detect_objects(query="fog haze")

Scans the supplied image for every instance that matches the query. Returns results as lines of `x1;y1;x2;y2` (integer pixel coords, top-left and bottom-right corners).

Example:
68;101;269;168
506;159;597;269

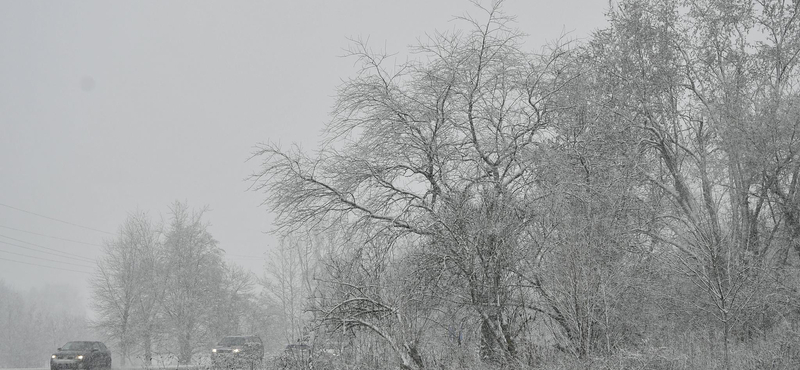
0;0;608;314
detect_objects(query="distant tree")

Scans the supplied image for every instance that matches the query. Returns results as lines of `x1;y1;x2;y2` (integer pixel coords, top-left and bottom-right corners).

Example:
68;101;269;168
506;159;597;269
207;263;256;343
0;282;90;368
91;211;160;367
130;222;166;366
159;201;225;365
260;238;308;344
91;202;262;366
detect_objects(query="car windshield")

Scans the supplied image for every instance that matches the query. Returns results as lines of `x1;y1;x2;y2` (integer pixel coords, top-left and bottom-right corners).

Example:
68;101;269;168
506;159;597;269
62;342;92;351
218;337;246;346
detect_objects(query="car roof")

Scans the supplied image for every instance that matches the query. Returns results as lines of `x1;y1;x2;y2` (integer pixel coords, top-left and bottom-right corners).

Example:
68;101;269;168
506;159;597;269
61;341;103;349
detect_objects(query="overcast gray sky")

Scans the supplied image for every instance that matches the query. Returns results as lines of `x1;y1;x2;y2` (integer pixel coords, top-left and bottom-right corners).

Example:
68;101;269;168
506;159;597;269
0;0;609;311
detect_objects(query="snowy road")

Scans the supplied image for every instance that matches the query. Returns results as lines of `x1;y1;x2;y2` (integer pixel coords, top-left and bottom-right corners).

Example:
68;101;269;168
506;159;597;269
11;367;207;370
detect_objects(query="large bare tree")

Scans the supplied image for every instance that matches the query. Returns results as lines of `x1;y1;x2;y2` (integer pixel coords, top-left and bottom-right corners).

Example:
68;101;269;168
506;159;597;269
250;1;594;366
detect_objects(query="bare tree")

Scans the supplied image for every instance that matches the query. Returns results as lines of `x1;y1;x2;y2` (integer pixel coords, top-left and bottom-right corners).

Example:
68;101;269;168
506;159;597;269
91;211;160;367
0;282;90;368
249;0;800;367
597;0;800;367
159;201;225;365
208;263;256;344
250;1;589;366
260;238;309;345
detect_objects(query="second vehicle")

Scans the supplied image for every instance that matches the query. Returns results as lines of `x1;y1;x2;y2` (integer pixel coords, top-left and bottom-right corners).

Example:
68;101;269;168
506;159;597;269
211;335;263;369
50;341;111;370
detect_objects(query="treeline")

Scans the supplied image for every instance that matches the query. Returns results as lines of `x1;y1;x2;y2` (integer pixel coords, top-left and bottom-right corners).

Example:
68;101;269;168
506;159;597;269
90;202;280;366
0;282;90;368
250;1;800;369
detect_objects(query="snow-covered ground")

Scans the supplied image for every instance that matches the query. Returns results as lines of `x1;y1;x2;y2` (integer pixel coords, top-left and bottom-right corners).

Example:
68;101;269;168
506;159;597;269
8;367;206;370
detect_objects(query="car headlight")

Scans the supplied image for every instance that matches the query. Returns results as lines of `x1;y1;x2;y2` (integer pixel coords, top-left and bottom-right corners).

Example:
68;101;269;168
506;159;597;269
76;355;84;360
52;355;57;359
212;349;217;353
232;349;240;353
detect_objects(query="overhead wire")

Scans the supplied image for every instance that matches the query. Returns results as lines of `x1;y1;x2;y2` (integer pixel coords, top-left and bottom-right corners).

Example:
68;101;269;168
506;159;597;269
0;202;113;235
0;240;96;264
0;202;273;274
0;256;91;275
0;237;96;263
0;224;103;247
0;249;95;269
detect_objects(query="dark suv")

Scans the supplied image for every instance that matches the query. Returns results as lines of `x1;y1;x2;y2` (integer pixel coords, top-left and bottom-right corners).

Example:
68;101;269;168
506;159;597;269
50;341;111;370
211;335;264;369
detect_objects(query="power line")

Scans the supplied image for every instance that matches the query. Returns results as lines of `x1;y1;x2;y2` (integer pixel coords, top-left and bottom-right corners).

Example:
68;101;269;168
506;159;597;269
0;224;103;247
0;202;113;235
0;237;96;264
0;239;96;264
0;249;95;269
0;256;91;275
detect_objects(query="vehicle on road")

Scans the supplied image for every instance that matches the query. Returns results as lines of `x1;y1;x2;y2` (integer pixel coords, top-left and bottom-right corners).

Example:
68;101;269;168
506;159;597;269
50;341;111;370
211;335;264;369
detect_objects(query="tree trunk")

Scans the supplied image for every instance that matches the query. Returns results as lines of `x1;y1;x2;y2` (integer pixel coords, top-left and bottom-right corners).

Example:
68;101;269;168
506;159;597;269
120;312;129;367
179;329;192;365
144;332;152;366
723;316;730;370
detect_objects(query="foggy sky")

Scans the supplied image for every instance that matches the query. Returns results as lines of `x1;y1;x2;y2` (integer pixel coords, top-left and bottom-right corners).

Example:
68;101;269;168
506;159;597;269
0;0;609;314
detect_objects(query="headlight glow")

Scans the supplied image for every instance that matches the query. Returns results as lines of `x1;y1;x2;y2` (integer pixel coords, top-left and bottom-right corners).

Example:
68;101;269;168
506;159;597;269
52;355;57;359
76;355;84;360
232;349;240;353
212;349;217;353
